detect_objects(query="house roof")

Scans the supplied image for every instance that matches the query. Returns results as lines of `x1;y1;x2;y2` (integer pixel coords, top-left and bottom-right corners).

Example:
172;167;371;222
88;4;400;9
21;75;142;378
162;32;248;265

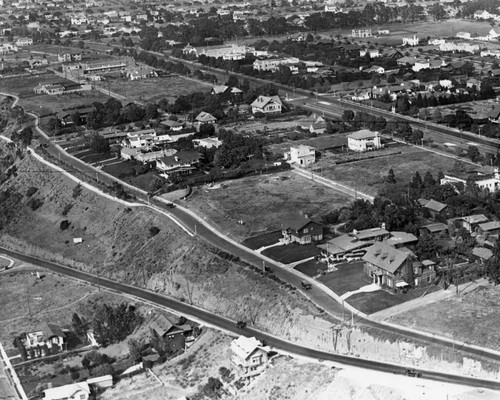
280;214;317;232
421;223;449;233
423;199;447;213
250;95;282;109
212;85;229;94
352;227;389;241
473;247;493;260
44;382;90;400
384;231;418;247
461;214;489;225
362;242;410;274
195;111;216;123
150;314;174;336
488;104;500;119
347;129;378;140
43;323;65;339
230;336;264;360
478;221;500;231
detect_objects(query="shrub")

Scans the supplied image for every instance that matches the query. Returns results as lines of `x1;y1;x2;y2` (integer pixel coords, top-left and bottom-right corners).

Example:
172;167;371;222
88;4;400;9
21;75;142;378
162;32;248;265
72;184;82;199
149;226;160;237
26;187;38;197
60;220;71;230
61;203;74;216
27;198;43;211
70;371;80;380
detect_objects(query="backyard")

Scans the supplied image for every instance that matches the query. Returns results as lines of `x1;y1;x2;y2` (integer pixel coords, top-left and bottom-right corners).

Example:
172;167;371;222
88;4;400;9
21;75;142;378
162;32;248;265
294;259;328;277
95;75;212;103
187;171;352;242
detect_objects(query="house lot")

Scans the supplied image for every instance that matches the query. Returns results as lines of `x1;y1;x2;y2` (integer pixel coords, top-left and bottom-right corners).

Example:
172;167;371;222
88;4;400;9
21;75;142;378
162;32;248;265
187;171;351;242
319;146;469;196
102;160;162;192
261;243;320;264
294;259;328;277
317;261;368;296
242;230;282;250
96;75;211;103
0;73;69;97
387;284;500;350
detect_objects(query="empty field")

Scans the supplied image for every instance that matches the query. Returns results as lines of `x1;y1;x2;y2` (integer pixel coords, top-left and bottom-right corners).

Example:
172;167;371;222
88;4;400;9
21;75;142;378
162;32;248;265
187;171;352;242
388;285;500;350
97;75;212;103
320;146;467;197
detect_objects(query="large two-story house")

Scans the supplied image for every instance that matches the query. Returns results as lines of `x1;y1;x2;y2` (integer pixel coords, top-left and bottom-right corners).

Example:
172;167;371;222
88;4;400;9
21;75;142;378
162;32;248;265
25;323;66;358
230;336;269;377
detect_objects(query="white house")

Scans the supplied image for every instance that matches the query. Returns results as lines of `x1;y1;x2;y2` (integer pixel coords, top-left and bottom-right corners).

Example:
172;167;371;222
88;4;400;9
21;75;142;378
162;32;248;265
250;95;282;114
285;145;316;167
456;32;472;40
352;29;372;38
439;42;479;54
230;336;269;377
366;65;385;74
347;130;382;152
402;35;419;46
0;43;18;54
439;79;453;89
192;137;222;149
16;37;33;46
359;49;381;58
43;382;90;400
25;324;66;358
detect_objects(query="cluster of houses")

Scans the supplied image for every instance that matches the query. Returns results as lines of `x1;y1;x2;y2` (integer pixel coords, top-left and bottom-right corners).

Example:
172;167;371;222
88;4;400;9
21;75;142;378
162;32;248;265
33;82;91;95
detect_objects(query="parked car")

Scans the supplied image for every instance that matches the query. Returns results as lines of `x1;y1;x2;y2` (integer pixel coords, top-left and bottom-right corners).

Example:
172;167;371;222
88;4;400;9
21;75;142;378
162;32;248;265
301;281;312;290
236;321;247;329
405;369;422;378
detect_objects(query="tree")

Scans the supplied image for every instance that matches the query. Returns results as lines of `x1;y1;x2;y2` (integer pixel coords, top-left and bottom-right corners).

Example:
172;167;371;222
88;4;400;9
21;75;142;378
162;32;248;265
144;103;159;120
12;127;33;147
487;238;500;284
415;232;439;260
47;117;62;135
128;338;142;361
342;110;354;124
72;313;88;336
467;145;482;163
89;134;110;154
386;168;396;184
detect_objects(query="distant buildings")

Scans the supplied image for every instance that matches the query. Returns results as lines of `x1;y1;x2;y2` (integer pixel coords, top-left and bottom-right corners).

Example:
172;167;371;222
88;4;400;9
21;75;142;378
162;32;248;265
441;168;500;193
351;29;372;38
15;37;33;46
347;130;382;152
183;44;255;61
0;43;18;55
402;35;419;46
33;82;92;95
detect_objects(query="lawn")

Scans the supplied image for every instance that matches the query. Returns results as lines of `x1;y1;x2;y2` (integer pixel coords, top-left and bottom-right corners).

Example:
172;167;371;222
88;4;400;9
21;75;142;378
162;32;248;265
261;243;320;264
102;160;162;192
348;285;441;315
96;75;212;103
242;230;282;250
187;171;352;242
387;285;500;350
294;259;328;277
317;261;368;295
320;146;469;197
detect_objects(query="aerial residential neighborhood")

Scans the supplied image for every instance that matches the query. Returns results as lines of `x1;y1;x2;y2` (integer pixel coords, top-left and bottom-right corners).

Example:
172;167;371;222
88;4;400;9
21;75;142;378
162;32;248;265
2;0;500;399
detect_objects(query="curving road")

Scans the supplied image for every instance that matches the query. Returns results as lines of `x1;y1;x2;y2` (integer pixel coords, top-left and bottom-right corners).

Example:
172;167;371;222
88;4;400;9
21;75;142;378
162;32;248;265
2;246;500;390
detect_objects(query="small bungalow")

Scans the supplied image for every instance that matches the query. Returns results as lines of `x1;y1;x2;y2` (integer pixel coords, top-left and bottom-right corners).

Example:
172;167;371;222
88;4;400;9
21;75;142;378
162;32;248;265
195;111;217;131
362;242;414;290
477;221;500;237
472;247;493;264
419;198;448;219
43;382;90;400
281;214;323;245
413;259;437;286
455;214;489;233
230;336;270;378
419;223;449;237
250;95;282;115
150;314;193;352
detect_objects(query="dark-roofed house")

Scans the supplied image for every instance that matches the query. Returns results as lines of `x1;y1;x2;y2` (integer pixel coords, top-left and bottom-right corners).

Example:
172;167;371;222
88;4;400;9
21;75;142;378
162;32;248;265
456;214;489;233
413;260;437;286
195;111;217;126
150;314;193;352
281;215;323;245
156;150;201;176
25;323;66;358
362;242;414;291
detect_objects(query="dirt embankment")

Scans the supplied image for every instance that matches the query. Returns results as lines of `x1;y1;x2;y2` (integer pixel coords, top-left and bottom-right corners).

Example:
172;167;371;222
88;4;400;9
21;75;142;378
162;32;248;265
0;145;334;346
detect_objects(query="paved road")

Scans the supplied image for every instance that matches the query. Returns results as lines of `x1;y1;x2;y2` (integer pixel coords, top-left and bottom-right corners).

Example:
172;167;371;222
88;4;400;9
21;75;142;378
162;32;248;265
2;246;500;390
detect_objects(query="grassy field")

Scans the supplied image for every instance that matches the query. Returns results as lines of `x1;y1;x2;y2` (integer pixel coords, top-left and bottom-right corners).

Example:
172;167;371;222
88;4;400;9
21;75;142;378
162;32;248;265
388;285;500;350
261;243;320;264
0;73;65;96
242;230;282;250
317;261;368;295
97;75;212;103
20;90;111;116
187;171;352;242
320;146;469;197
348;285;441;315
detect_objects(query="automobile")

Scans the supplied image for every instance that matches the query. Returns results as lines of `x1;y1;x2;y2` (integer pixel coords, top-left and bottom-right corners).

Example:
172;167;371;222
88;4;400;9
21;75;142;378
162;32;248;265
301;281;312;290
405;369;422;378
236;321;247;329
166;202;175;208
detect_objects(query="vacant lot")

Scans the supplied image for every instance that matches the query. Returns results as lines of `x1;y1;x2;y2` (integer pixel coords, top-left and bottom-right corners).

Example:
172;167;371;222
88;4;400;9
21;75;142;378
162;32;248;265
262;243;320;264
320;146;468;196
348;285;441;315
97;75;211;103
187;171;351;241
317;261;368;296
388;285;500;350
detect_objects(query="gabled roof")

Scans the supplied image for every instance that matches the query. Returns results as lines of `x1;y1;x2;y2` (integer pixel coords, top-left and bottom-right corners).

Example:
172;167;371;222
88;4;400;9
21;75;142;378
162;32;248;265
150;314;174;337
44;382;90;400
362;242;410;274
42;323;65;339
230;336;265;360
384;231;418;247
347;129;378;140
473;247;493;260
212;85;229;94
421;223;448;233
478;221;500;231
461;214;489;225
250;95;282;109
195;111;216;122
423;199;447;213
280;214;317;232
488;104;500;119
